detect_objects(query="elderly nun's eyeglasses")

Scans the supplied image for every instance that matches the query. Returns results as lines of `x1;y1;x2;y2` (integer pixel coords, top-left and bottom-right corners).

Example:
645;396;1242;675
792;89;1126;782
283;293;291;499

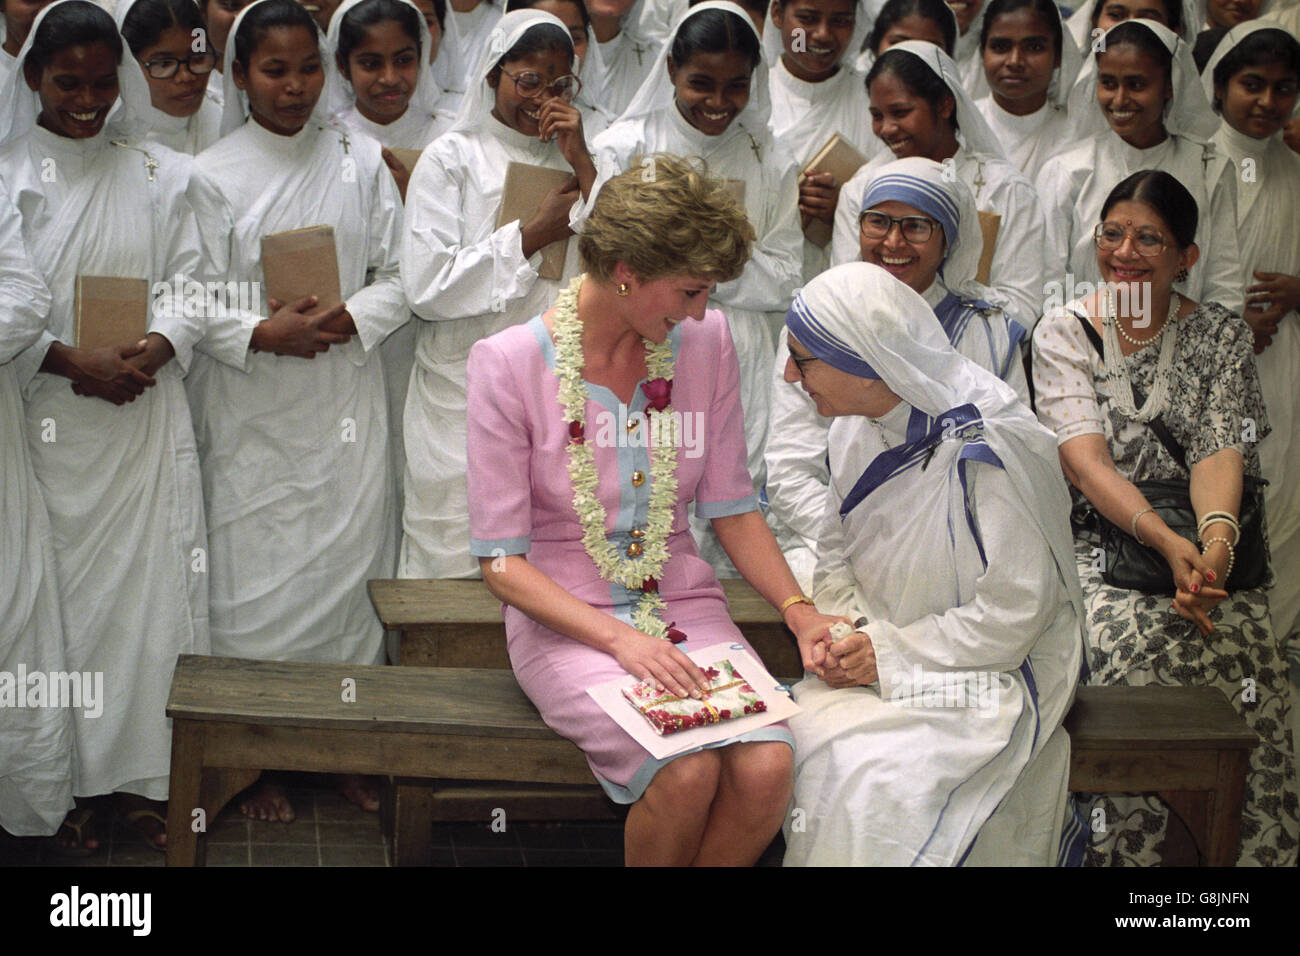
498;68;582;102
788;343;820;378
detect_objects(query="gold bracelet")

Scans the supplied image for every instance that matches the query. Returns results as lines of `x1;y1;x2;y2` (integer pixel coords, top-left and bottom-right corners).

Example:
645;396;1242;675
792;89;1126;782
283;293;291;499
779;595;814;616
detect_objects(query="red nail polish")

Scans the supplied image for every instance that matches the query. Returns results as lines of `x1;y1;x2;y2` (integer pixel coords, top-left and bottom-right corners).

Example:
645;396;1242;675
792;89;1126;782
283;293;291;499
1206;570;1216;583
1190;583;1199;593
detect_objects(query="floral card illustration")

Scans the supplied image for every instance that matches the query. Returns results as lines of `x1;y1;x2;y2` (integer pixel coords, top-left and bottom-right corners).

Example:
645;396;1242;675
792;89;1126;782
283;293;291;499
587;644;799;760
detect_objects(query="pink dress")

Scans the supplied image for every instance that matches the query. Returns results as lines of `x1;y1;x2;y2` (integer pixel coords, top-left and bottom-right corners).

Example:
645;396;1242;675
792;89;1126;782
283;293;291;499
466;309;794;802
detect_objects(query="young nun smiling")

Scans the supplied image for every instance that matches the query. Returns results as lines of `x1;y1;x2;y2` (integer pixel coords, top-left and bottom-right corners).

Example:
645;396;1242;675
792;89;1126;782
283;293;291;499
591;1;802;574
185;0;406;822
0;0;212;852
767;158;1028;592
1038;18;1244;314
115;0;222;154
400;9;593;579
832;40;1047;335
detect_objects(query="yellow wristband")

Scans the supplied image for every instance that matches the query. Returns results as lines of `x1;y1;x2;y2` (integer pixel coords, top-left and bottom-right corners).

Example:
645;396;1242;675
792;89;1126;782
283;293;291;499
779;595;814;615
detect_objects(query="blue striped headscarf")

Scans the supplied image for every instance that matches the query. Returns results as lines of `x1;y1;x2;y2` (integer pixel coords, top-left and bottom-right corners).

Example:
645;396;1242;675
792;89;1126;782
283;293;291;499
857;156;986;300
785;288;881;380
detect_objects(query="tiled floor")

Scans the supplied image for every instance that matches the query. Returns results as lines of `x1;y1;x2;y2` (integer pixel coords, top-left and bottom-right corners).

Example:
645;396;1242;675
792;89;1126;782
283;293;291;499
0;772;786;867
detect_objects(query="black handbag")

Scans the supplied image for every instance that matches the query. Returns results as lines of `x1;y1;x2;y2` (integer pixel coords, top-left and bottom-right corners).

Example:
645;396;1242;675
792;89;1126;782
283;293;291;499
1073;314;1269;593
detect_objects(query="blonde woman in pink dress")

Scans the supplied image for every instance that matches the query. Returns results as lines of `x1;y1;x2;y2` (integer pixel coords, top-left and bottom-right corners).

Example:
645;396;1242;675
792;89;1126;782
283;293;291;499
465;155;846;866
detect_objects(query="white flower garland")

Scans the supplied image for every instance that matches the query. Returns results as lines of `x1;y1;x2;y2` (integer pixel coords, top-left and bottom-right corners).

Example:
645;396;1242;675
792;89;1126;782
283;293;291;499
554;275;680;639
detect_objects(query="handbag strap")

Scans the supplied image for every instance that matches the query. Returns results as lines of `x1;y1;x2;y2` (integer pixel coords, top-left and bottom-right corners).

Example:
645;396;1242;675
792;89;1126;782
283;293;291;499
1072;310;1190;473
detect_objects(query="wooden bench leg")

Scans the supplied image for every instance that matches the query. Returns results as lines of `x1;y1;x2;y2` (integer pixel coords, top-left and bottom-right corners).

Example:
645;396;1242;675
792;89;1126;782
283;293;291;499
1206;751;1248;867
1161;790;1208;865
165;720;205;867
392;777;436;867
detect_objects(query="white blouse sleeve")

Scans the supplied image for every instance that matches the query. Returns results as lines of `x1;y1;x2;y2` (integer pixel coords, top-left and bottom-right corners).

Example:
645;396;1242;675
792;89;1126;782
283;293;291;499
711;151;802;313
186;168;259;371
400;140;541;322
0;190;51;366
979;168;1047;334
1031;305;1105;444
1195;149;1246;316
830;162;872;267
345;148;408;356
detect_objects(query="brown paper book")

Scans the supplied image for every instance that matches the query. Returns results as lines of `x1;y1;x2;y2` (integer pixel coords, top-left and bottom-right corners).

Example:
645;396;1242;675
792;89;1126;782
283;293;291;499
802;134;868;248
497;162;572;281
261;225;342;312
74;276;149;351
976;210;1001;286
389;148;422;174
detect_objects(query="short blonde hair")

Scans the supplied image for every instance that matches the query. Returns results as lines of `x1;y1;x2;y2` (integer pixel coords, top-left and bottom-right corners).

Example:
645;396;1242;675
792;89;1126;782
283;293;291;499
578;154;755;285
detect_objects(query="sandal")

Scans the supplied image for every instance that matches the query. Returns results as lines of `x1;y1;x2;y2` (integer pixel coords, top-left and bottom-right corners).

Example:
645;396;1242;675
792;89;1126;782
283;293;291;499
49;806;100;858
118;801;168;853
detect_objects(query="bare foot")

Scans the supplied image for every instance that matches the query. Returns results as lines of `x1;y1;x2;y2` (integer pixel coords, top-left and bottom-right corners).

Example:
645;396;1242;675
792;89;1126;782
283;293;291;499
238;781;295;823
337;774;381;813
51;805;100;856
116;793;167;850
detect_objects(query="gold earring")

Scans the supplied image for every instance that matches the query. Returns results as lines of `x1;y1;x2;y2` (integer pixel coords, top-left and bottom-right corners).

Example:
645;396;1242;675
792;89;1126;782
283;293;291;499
617;283;630;296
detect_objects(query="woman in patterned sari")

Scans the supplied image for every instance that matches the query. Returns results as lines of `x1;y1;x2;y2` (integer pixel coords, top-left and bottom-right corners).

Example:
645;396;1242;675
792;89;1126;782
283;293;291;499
1032;168;1298;865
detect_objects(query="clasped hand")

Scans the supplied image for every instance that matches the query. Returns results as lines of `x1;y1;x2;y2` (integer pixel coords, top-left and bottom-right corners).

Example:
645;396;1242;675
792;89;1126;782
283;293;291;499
252;296;355;358
1163;535;1229;636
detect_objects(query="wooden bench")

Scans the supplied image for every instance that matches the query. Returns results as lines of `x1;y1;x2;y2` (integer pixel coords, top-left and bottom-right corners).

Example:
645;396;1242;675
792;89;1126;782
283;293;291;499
366;579;1260;867
164;653;1257;867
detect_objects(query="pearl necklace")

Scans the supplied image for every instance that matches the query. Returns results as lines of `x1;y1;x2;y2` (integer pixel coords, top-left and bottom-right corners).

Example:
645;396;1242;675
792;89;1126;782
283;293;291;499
1112;290;1176;346
1102;288;1180;422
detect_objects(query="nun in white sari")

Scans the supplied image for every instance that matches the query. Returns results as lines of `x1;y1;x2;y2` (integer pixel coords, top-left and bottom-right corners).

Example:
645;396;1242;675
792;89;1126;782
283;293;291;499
767;158;1028;593
590;1;802;572
113;0;223;155
0;192;74;838
781;262;1085;866
973;0;1083;180
831;41;1048;335
766;0;885;282
400;9;588;578
0;0;211;805
1037;19;1244;313
185;0;405;665
325;0;455;149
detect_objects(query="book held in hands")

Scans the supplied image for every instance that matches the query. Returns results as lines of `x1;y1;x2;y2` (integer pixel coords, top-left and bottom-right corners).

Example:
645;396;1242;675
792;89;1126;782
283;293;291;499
74;276;149;351
497;162;573;281
802;134;868;248
260;225;342;313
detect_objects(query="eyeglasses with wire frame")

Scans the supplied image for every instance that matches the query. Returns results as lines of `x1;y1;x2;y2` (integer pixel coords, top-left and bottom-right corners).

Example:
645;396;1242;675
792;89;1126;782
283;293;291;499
498;68;582;102
1093;222;1168;257
858;211;940;244
139;51;218;79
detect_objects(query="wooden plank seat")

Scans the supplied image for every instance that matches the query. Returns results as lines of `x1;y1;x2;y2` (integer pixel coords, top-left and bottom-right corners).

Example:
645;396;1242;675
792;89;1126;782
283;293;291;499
367;579;1260;867
162;581;1260;867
